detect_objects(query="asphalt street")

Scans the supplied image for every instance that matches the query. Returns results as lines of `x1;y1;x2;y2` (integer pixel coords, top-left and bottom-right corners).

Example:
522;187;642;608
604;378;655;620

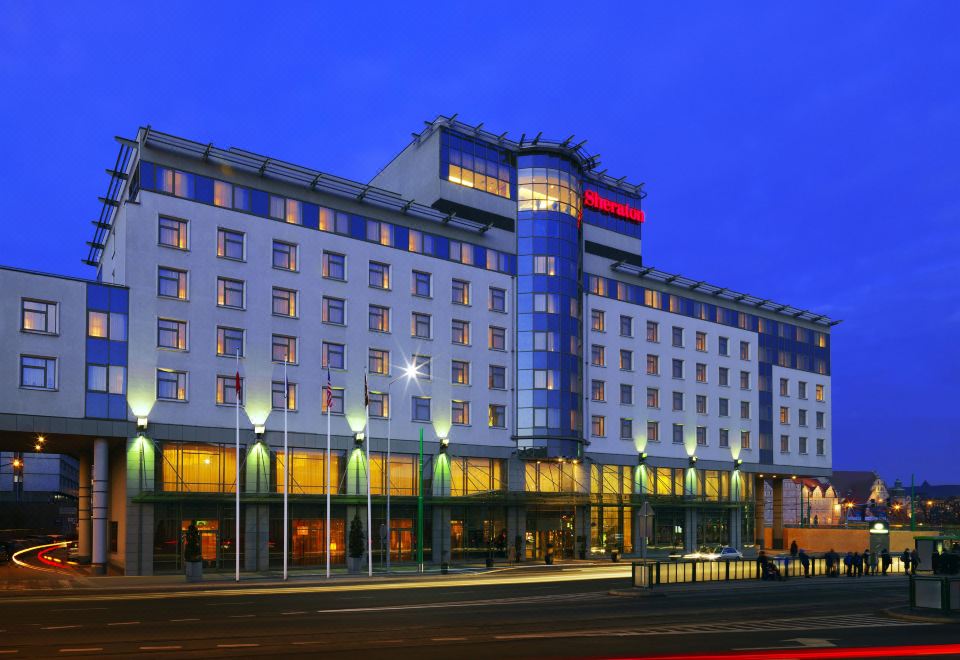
0;563;954;659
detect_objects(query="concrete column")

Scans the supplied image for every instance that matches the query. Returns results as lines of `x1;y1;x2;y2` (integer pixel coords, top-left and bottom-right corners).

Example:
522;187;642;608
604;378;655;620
244;505;269;572
772;478;784;550
729;507;743;550
431;506;450;565
575;505;588;559
77;451;92;563
92;438;108;574
754;476;766;547
684;508;698;553
506;506;526;561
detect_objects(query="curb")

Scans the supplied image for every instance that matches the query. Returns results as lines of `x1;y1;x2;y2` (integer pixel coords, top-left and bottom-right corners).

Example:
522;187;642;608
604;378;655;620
883;607;960;625
608;588;667;598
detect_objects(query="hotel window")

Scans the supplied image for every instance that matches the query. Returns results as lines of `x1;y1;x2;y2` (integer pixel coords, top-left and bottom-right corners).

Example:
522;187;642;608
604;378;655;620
157;369;187;401
368;392;388;418
322;297;345;325
489;365;506;390
369;349;389;375
216;326;244;357
719;367;729;386
443;131;513;199
695;331;707;352
452;279;471;305
620;418;633;440
718;336;729;356
412;396;431;422
487;249;509;273
814;332;827;348
816;411;825;429
157;318;187;350
780;378;789;397
217;277;244;309
796;409;807;427
799;436;808;454
319;208;350;235
620;315;633;337
322;342;345;370
272;335;297;364
697;426;707;446
591;309;605;332
740;371;750;390
489;287;506;312
672;358;684;379
452;400;470;425
816;438;825;455
365;220;393;247
452;319;471;345
369;261;390;289
488;325;505;350
451;360;470;385
740;341;751;360
672;391;684;411
533;255;556;275
719;398;729;417
620;383;633;405
533;331;555;351
780;435;790;454
672;326;684;347
87;310;127;340
20;356;56;390
217;228;245;261
646;321;659;342
322;388;344;415
412;271;432;297
87;365;125;395
646;354;659;375
534;369;556;390
647;420;659;442
696;395;707;415
368;305;390;332
159;216;188;250
591;415;606;437
620;349;633;371
448;240;473;265
816;384;825;402
672;423;683;444
322;252;346;281
719;428;729;448
589;276;607;296
412;312;432;339
798;381;808;399
646;387;659;408
591;380;605;402
740;401;750;419
272;288;298;317
21;299;58;334
272;381;297;411
269;195;285;220
741;430;752;450
779;406;790;424
158;267;187;300
518;166;581;216
213;180;231;208
413;354;431;380
272;241;298;271
533;293;558;313
284;199;302;225
489;404;506;429
696;363;707;383
233;186;250;210
591;345;605;367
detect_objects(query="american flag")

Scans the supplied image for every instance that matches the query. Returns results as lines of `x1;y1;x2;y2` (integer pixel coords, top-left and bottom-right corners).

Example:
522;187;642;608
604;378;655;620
324;368;333;411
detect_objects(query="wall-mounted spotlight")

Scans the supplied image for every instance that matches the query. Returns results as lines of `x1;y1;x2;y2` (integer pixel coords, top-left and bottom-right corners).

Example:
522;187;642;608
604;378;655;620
439;437;449;453
137;417;148;432
734;458;743;469
254;424;266;440
354;432;365;446
688;455;698;467
638;452;648;465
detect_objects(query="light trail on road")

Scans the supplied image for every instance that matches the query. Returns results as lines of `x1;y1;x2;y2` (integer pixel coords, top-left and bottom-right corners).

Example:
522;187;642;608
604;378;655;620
10;541;70;575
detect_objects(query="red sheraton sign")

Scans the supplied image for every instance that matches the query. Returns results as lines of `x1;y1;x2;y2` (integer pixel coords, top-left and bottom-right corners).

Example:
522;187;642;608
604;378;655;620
583;189;645;223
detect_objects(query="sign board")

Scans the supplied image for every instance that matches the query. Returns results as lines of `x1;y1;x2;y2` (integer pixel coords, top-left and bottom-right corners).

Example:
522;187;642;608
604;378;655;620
583;189;645;224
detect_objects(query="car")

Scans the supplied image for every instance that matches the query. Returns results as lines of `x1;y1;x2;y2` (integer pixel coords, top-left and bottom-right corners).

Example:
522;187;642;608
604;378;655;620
702;546;743;561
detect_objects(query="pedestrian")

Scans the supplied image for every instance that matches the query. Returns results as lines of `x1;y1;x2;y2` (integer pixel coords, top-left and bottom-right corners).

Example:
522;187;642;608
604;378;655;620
844;551;853;577
902;548;911;574
813;515;819;527
931;547;941;575
799;549;810;577
790;540;798;558
863;548;871;576
757;550;767;580
869;549;879;575
881;548;891;575
854;551;863;577
825;549;835;577
514;535;523;564
910;548;919;574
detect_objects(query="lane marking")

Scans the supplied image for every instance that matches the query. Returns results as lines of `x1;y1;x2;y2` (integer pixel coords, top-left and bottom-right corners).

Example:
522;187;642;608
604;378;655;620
42;625;82;630
169;618;199;622
432;637;467;641
52;608;106;612
107;621;140;626
315;592;605;614
281;611;306;615
140;646;183;651
216;643;259;648
207;601;252;606
228;614;256;618
58;649;103;654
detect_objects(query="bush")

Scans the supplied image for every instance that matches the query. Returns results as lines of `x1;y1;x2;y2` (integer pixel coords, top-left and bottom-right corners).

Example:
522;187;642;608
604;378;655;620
348;513;365;559
184;522;202;563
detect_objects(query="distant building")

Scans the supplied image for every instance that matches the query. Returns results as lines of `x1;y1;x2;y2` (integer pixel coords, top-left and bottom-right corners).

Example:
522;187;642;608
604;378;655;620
0;451;78;534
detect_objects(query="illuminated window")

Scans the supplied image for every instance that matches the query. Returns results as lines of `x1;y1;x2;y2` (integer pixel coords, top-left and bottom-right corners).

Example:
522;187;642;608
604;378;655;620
452;279;471;305
368;305;390;332
620;350;633;371
322;388;344;415
157;369;186;401
647;421;659;442
442;130;513;199
20;355;56;390
272;288;298;317
413;271;432;297
695;331;707;352
644;289;662;309
159;216;188;249
740;401;751;419
452;319;470;345
591;379;605;401
449;240;473;265
368;392;388;418
217;228;244;261
646;387;659;408
814;332;827;348
216;375;242;405
319;208;350;235
646;321;659;342
533;255;556;275
369;262;390;289
646;354;659;375
213;180;232;208
696;363;707;383
591;309;605;332
452;400;470;426
816;384;824;402
489;404;506;429
272;241;298;271
87;364;124;394
272;381;297;410
696;395;707;415
741;431;751;450
158;318;187;350
272;335;297;364
591;415;606;437
161;443;237;493
276;450;340;495
451;360;470;385
488;326;505;350
780;406;790;424
88;310;126;340
22;299;57;334
322;297;345;325
369;349;389;375
451;457;504;495
412;312;431;339
284;198;302;225
159;267;188;300
740;341;751;360
591;345;605;367
322;342;344;369
518;166;581;217
217;277;244;309
533;331;555;351
697;426;707;446
322;252;346;280
366;220;392;246
780;378;789;397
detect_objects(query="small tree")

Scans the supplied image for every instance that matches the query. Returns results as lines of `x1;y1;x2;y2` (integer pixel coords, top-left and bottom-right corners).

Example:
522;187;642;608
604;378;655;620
348;512;365;559
184;522;202;563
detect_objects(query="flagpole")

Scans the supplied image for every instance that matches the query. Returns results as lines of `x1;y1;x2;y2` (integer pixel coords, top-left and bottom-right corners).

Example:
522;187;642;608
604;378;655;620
325;382;331;579
365;371;372;577
235;348;240;583
283;361;289;581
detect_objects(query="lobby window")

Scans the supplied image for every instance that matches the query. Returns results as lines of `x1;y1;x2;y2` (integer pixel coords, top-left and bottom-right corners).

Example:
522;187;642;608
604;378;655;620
369;348;389;375
620;349;633;371
452;400;470;426
816;411;825;429
591;415;606;437
272;335;297;364
369;261;391;290
620;315;633;337
272;287;298;317
368;392;388;418
413;354;431;380
452;319;471;345
217;277;244;309
488;325;505;350
620;383;633;405
799;436;808;454
533;255;556;275
412;270;432;298
672;423;683;444
489;287;506;313
518;165;580;217
489;404;506;429
719;428;729;448
533;331;555;351
87;310;127;341
591;309;605;332
780;378;789;397
443;130;513;199
740;371;750;390
368;305;390;332
157;369;187;402
646;354;659;375
158;318;187;350
740;401;751;419
217;228;245;261
719;367;729;386
489;365;506;390
591;345;605;367
719;398;729;417
646;321;659;342
740;341;751;360
798;381;808;399
272;381;297;411
672;391;684;411
718;336;729;356
672;358;684;379
452;279;471;305
158;267;188;300
322;388;344;415
779;406;790;425
216;326;244;357
816;384;825;402
696;395;707;415
695;331;707;352
322;297;345;325
646;387;659;408
412;396;431;422
816;438;825;455
697;426;707;446
159;216;188;250
22;299;58;334
534;369;556;390
87;364;124;394
20;355;56;390
647;420;659;442
780;435;790;454
591;379;605;402
696;363;707;383
412;312;432;339
366;219;393;246
272;240;298;271
322;342;345;370
620;418;633;440
672;326;684;347
322;252;346;281
741;431;752;450
451;360;470;385
798;409;808;427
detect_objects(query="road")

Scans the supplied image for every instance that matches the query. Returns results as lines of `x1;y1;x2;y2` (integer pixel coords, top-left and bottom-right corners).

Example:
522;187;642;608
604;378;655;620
0;564;955;658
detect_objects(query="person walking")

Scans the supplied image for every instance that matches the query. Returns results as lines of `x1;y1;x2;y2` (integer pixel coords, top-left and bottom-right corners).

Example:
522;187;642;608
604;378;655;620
757;550;767;580
910;548;919;575
844;551;853;577
799;549;810;577
863;548;872;576
790;540;798;558
931;547;941;575
854;551;863;577
825;549;835;577
881;548;892;575
902;548;911;574
869;549;879;575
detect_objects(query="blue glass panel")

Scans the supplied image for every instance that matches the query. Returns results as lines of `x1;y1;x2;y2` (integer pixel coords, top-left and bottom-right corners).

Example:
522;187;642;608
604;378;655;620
109;288;129;314
392;225;408;250
301;203;319;229
194;175;214;204
85;393;108;419
109;341;127;366
86;338;109;364
86;284;109;311
140;162;155;190
108;394;128;420
247;189;267;216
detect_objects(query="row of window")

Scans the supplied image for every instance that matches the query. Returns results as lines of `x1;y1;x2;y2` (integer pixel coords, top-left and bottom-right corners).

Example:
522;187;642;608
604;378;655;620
591;311;751;358
779;434;823;455
18;355;126;395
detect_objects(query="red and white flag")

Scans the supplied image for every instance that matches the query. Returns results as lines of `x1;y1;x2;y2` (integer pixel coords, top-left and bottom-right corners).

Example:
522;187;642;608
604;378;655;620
324;367;333;411
234;371;242;404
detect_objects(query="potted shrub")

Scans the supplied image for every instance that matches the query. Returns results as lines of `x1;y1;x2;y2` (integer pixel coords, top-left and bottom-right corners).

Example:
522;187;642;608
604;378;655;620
184;521;203;582
347;513;365;573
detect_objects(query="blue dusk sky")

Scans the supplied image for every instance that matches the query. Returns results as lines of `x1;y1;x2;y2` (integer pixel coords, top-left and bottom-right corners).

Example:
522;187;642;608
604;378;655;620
1;2;957;483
